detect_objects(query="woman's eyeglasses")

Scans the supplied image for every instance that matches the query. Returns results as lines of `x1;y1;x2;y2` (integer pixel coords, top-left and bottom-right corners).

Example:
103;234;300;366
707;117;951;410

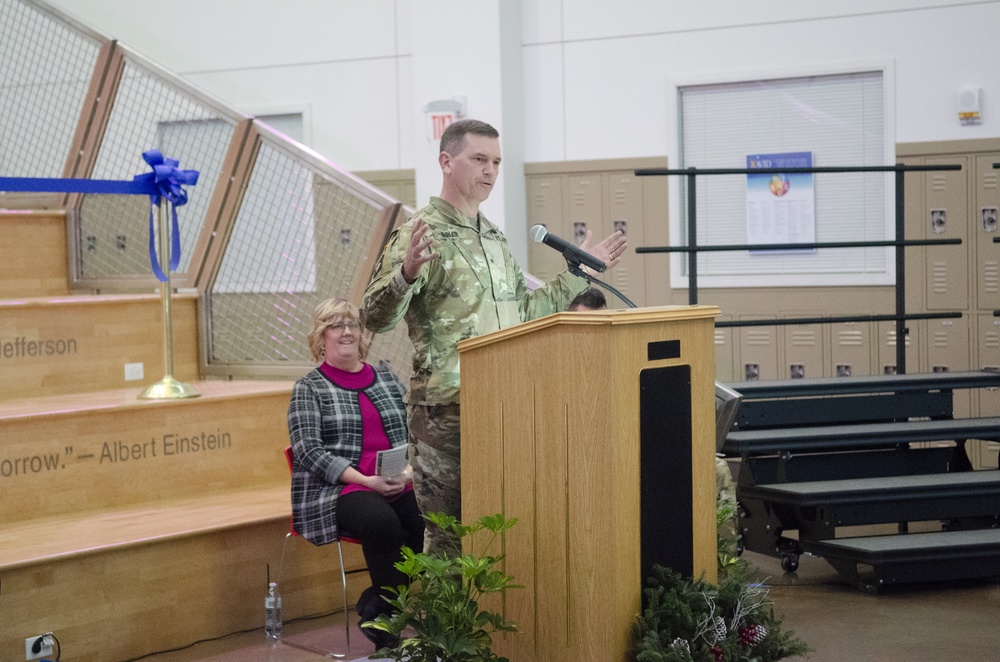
328;321;360;332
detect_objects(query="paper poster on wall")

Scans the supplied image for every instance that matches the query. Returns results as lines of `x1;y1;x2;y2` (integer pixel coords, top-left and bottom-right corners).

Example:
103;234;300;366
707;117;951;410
746;151;815;253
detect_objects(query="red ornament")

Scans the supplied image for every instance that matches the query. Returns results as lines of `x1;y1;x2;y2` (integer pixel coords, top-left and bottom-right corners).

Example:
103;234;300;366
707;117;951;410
710;644;724;661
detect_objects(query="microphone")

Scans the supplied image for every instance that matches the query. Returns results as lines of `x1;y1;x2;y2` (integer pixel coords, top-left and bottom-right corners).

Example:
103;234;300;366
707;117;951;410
530;225;607;273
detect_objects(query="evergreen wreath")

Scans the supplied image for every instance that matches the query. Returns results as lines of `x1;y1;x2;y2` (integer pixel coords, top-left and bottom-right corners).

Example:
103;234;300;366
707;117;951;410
632;562;809;662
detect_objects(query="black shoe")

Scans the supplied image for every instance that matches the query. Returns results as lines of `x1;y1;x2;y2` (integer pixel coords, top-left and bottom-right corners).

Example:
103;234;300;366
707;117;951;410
360;623;399;651
356;586;379;621
357;588;399;650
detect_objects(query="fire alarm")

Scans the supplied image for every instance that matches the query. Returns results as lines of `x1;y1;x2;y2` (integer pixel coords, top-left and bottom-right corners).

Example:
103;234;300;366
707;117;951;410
957;87;982;125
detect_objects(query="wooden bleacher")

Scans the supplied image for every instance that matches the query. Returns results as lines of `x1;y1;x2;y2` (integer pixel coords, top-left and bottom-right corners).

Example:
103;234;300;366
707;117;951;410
721;370;1000;593
0;210;366;660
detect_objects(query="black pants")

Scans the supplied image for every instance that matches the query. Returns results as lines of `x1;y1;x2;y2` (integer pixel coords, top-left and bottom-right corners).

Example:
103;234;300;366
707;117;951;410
336;489;424;609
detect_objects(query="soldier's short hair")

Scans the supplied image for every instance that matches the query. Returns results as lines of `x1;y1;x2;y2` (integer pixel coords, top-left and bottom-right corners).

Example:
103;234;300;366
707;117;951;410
440;119;499;156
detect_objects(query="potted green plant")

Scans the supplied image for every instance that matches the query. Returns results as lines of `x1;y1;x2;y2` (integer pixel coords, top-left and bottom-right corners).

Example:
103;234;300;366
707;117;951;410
364;512;520;662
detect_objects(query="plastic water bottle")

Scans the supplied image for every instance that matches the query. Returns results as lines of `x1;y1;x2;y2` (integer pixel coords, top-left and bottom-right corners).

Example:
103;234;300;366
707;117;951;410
264;582;282;640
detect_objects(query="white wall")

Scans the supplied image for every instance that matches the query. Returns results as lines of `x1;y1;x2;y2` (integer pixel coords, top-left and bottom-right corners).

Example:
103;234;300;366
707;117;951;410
41;0;1000;242
44;0;414;172
406;1;525;253
408;0;509;227
522;0;998;162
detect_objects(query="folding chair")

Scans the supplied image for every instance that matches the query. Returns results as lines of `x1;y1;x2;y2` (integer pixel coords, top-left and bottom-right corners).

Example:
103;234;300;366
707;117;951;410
276;445;365;658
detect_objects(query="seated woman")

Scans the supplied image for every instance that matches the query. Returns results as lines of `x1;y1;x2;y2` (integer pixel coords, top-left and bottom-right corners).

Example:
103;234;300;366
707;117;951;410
287;297;423;649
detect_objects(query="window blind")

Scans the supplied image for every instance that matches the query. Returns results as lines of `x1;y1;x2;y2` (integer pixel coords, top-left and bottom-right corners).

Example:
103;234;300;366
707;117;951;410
679;70;889;286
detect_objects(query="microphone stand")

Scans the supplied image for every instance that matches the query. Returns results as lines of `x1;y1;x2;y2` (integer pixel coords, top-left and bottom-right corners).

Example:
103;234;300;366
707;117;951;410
567;261;637;309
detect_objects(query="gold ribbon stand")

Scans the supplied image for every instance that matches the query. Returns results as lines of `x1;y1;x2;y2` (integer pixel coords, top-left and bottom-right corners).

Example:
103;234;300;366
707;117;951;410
139;199;200;400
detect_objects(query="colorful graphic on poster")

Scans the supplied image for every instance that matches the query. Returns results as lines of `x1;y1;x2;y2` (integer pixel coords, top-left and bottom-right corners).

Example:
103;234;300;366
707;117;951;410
746;152;815;252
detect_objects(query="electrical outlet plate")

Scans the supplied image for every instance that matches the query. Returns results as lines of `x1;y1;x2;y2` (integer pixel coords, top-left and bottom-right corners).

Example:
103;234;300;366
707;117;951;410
25;634;53;661
125;361;144;381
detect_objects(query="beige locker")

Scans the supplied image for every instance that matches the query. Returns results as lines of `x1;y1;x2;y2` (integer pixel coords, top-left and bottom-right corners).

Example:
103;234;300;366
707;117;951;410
605;170;648;308
877;320;919;376
78;195;153;277
714;319;737;382
640;174;672;307
828;320;875;377
567;173;603;246
566;174;606;306
901;156;927;317
526;174;569;282
925;315;972;417
975;154;1000;311
977;440;1000;471
976;313;1000;412
524;158;670;310
356;169;417;208
782;315;826;379
924;156;969;312
974;313;1000;469
910;316;971;449
738;316;778;381
926;315;972;372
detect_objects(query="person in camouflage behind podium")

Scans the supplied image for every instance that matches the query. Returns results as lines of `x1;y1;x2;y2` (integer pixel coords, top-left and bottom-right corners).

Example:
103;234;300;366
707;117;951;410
362;119;628;556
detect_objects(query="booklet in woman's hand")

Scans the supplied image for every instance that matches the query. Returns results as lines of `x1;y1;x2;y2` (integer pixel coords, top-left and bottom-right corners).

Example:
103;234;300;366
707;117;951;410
375;444;408;477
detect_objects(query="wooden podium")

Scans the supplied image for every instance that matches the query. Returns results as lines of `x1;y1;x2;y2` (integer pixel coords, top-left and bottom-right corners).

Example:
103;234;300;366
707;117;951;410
459;305;720;662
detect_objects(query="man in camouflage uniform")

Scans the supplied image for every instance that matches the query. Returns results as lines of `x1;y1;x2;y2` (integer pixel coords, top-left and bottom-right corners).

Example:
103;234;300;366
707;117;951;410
716;456;739;558
362;119;628;556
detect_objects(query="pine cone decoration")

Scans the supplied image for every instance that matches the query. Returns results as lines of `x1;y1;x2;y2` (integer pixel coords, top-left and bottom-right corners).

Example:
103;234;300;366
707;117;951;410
670;637;690;653
709;616;727;643
738;623;768;647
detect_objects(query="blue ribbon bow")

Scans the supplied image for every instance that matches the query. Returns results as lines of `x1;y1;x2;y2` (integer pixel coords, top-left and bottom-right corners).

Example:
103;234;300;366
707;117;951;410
132;149;200;282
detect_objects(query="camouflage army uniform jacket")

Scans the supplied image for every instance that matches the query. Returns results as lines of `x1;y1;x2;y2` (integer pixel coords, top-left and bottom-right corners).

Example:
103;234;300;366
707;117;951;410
362;197;588;406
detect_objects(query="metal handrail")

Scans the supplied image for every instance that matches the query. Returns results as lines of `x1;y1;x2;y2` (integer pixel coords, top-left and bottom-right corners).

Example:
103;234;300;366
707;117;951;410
635;163;964;373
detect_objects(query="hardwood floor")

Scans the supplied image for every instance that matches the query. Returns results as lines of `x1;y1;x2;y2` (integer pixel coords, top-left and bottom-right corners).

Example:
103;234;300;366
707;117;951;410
134;549;1000;662
752;550;1000;662
133;609;385;662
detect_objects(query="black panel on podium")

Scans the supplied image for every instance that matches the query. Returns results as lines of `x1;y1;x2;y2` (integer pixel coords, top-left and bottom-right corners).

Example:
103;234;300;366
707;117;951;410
639;364;693;580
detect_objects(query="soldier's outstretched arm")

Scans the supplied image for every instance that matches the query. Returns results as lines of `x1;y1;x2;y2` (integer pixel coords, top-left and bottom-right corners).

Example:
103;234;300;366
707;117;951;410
402;218;439;283
579;229;628;272
362;218;439;332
